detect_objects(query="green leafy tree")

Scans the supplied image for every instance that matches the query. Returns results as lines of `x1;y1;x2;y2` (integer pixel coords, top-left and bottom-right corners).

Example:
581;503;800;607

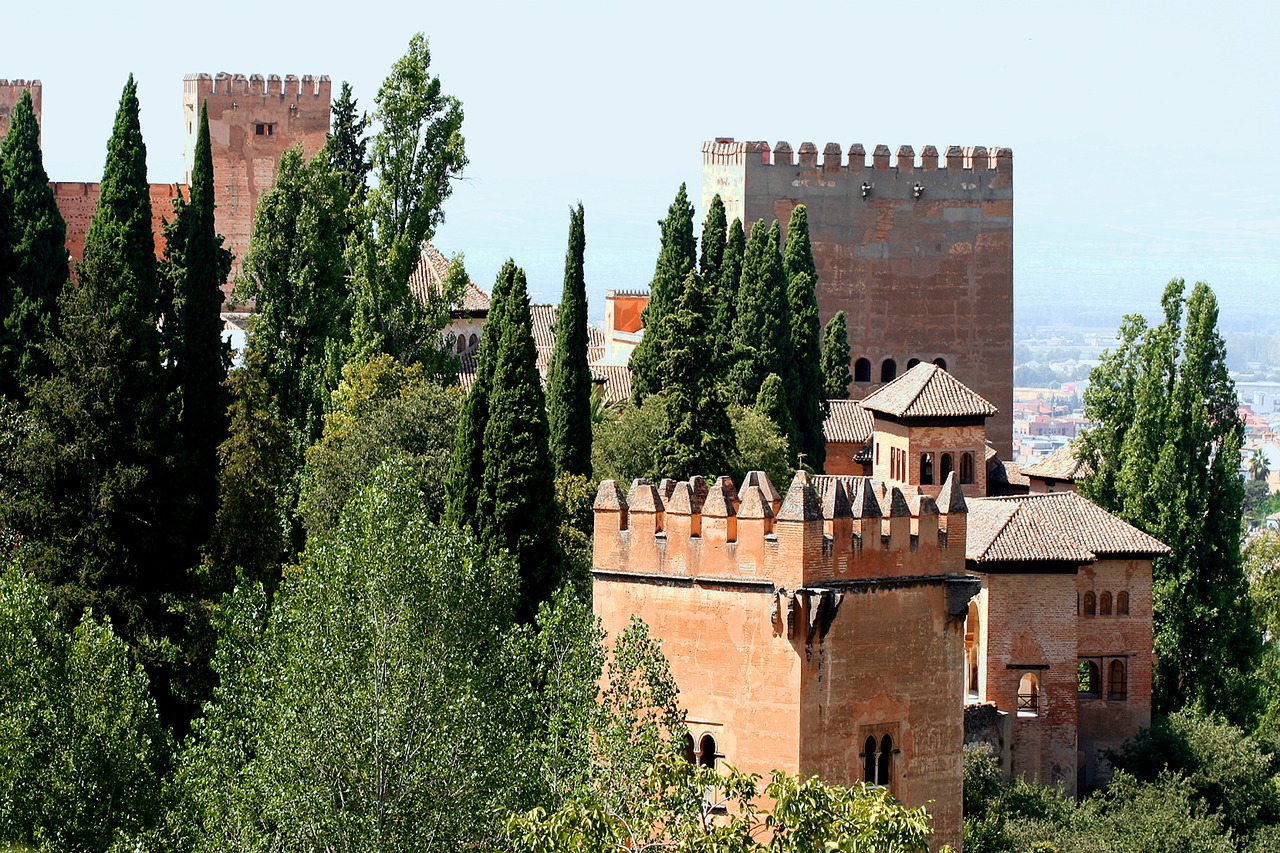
326;81;370;210
0;90;67;402
783;205;825;471
728;219;791;406
0;563;171;853
349;33;467;369
630;184;696;404
299;354;461;537
654;272;735;481
445;260;515;530
822;310;852;400
1078;280;1259;722
170;101;232;550
546;203;592;478
756;371;799;464
478;266;559;622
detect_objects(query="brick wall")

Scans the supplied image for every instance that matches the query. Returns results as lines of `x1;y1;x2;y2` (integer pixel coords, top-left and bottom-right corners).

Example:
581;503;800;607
52;182;186;272
0;79;40;146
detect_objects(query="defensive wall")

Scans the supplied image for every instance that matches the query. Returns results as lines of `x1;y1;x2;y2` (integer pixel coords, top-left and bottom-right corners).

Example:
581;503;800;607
0;79;40;146
593;469;980;851
51;182;186;270
702;139;1015;458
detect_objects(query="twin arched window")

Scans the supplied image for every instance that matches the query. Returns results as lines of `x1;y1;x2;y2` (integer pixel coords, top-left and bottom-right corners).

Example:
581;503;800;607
863;733;894;786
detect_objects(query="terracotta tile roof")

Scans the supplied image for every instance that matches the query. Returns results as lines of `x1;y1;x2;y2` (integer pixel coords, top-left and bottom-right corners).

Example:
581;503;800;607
859;363;998;419
530;304;606;361
407;243;491;314
1021;442;1089;482
591;363;633;406
824;399;874;444
966;499;1094;564
983;492;1169;557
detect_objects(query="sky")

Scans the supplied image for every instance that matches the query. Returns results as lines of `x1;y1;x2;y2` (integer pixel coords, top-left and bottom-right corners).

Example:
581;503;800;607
7;0;1279;331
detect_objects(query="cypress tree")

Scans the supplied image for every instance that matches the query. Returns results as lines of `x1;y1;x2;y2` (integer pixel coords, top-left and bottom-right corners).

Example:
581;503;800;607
326;81;370;209
171;101;232;548
755;372;798;463
710;217;745;357
445;260;515;530
546;203;592;478
654;271;735;481
699;194;727;281
477;266;558;622
629;184;696;404
727;220;791;406
783;205;825;471
0;90;68;401
821;310;852;400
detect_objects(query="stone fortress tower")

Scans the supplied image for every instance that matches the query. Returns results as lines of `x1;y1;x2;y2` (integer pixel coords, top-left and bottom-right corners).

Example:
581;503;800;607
183;73;332;290
702;140;1014;458
0;79;41;145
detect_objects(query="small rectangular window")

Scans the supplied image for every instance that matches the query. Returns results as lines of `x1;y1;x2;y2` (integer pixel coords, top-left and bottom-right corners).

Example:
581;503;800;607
254;122;275;137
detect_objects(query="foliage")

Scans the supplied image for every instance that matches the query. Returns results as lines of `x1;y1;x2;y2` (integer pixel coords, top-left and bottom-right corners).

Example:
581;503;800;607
0;90;66;402
349;33;466;369
712;217;745;361
553;473;596;596
1077;279;1259;722
0;564;170;853
299;354;462;537
547;203;593;478
727;220;791;407
783;205;825;472
630;184;697;404
756;372;798;465
325;81;370;210
822;310;852;400
653;272;736;481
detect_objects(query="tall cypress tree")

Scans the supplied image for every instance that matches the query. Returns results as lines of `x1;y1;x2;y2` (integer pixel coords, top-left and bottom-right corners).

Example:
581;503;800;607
171;101;232;548
710;217;745;360
477;266;558;622
821;310;852;400
755;372;798;463
445;260;514;530
546;203;592;478
0;90;68;401
654;271;735;481
699;194;727;281
326;81;370;210
629;184;696;404
783;205;825;472
727;220;791;407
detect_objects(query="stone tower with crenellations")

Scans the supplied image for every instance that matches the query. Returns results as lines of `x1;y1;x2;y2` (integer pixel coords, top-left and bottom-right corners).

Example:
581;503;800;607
702;139;1015;458
183;73;332;291
0;79;41;146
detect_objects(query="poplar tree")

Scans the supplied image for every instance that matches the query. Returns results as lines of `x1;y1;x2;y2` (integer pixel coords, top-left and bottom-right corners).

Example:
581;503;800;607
727;220;791;407
0;90;68;401
477;266;558;622
630;184;696;404
654;271;734;481
1079;279;1260;723
755;372;798;463
783;205;825;472
546;203;592;478
170;101;231;548
821;310;852;400
445;260;514;531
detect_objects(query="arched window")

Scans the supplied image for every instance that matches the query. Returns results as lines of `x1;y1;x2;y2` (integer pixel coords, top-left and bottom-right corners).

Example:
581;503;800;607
682;733;696;764
1108;660;1127;700
934;357;947;371
1083;592;1096;616
855;358;872;383
881;359;897;382
455;334;466;353
941;453;954;482
907;357;921;369
920;453;934;485
960;452;975;485
965;601;980;696
1018;673;1040;716
1116;592;1130;615
698;734;717;769
468;332;478;351
863;735;877;783
878;734;893;786
1078;660;1099;695
1100;592;1112;615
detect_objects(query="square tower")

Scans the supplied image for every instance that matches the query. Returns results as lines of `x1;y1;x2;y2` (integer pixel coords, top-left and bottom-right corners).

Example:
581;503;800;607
702;139;1015;459
0;79;41;147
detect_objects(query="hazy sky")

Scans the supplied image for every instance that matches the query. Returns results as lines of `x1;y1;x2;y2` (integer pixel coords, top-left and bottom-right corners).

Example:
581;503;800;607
7;1;1279;330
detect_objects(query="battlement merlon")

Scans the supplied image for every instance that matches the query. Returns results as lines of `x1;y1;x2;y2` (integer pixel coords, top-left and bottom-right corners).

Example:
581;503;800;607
593;471;969;590
703;138;1012;173
184;72;332;99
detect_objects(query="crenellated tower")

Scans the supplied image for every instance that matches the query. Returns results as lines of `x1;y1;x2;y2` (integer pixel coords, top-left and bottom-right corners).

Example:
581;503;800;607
593;467;979;851
0;79;41;146
702;138;1014;458
183;73;332;293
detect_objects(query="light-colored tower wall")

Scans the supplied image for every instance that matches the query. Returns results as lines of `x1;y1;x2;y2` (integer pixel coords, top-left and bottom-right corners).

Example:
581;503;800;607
183;73;331;294
0;79;41;146
702;140;1015;459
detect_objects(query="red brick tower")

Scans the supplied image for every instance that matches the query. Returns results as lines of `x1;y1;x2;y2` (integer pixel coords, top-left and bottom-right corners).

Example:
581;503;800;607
702;139;1015;459
183;73;331;294
0;79;41;146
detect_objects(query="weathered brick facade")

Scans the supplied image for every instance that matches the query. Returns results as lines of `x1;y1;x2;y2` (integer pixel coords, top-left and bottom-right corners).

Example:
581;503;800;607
52;182;186;270
0;79;40;146
702;139;1014;458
